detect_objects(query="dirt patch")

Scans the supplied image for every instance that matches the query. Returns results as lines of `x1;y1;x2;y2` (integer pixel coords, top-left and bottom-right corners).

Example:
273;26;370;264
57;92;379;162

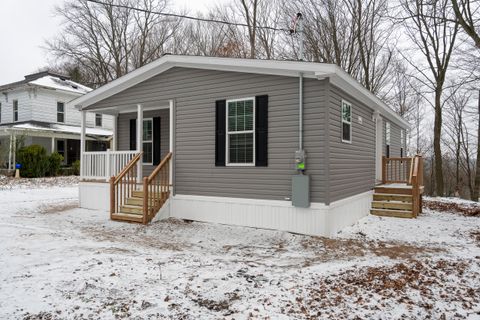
423;199;480;216
286;258;480;319
471;231;480;246
300;236;442;262
37;201;78;214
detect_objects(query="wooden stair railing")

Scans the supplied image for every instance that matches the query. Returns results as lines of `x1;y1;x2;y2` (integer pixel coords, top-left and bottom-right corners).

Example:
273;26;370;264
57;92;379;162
142;152;172;224
410;155;424;217
382;156;413;184
109;152;143;220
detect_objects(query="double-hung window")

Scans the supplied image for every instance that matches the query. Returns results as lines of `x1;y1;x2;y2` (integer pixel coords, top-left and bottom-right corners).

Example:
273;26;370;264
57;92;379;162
385;121;391;157
13;100;18;122
341;100;352;143
57;102;65;123
226;98;255;165
142;118;153;164
95;113;102;127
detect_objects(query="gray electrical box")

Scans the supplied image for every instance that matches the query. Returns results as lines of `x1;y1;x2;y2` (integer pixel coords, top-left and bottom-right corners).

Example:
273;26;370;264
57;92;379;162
292;174;310;208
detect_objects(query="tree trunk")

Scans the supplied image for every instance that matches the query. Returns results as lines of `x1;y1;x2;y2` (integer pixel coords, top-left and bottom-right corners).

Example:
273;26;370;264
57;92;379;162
472;89;480;201
433;88;444;196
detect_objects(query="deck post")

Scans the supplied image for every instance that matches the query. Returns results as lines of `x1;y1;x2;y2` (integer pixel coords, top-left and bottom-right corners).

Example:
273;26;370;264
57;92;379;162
51;137;55;154
8;132;12;170
136;104;143;184
80;110;86;179
105;149;111;181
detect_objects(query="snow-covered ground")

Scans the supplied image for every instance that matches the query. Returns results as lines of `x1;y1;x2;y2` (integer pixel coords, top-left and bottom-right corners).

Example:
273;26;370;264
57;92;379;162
1;178;479;319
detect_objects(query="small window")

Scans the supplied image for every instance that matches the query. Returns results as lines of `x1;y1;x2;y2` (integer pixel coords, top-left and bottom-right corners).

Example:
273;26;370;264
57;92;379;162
400;129;405;157
95;113;102;127
13;100;18;122
226;98;255;165
57;102;65;123
142;119;153;164
341;100;352;143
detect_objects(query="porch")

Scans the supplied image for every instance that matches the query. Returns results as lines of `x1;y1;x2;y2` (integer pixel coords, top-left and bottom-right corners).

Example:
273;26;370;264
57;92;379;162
371;155;424;218
79;101;174;224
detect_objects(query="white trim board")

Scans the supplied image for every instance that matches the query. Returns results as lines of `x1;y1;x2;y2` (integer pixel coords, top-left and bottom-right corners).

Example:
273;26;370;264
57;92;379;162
68;55;408;129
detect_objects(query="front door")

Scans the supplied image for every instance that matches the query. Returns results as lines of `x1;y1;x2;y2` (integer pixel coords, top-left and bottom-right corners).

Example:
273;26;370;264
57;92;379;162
375;116;383;183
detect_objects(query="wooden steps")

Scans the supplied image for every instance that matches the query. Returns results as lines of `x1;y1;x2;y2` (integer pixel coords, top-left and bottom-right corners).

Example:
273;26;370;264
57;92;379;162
111;190;170;223
111;212;143;223
371;186;416;218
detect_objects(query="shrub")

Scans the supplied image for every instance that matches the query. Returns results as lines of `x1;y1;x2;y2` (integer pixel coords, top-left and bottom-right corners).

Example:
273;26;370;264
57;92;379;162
47;152;64;177
72;160;81;176
17;145;49;178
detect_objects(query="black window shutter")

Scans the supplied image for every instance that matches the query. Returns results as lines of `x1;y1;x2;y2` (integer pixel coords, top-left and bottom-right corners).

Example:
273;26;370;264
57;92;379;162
129;118;136;150
215;100;226;166
255;95;268;166
153;117;161;165
386;145;390;158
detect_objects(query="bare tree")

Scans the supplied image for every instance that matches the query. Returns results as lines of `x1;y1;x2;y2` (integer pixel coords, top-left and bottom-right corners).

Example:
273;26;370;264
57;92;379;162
399;0;459;196
47;0;180;87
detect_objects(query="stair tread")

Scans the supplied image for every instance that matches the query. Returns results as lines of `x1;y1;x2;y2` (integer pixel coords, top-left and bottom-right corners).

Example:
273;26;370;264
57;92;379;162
121;204;143;209
112;212;144;222
370;208;414;218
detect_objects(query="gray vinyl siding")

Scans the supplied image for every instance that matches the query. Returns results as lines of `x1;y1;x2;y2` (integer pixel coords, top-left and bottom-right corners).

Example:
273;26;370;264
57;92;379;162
89;67;328;203
328;84;376;203
117;109;170;177
382;117;403;157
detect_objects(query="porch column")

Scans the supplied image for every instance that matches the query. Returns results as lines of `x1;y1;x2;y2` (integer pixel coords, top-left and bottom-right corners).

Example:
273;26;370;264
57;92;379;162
169;99;174;187
8;133;12;170
137;104;143;183
51;137;55;154
111;114;117;151
12;133;16;170
80;110;86;179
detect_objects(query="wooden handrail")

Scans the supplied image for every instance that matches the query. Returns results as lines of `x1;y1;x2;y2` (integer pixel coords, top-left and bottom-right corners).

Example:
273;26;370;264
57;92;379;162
410;155;424;217
114;152;143;184
142;152;172;224
382;156;412;184
110;152;142;218
147;152;172;183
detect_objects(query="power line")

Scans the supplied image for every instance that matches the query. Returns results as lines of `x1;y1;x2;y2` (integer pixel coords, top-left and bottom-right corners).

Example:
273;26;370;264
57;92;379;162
84;0;292;33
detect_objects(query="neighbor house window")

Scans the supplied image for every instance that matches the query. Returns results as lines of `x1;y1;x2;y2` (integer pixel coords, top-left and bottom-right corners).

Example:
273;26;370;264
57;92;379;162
95;113;102;127
13;100;18;122
57;140;65;160
143;118;153;164
341;100;352;143
226;98;255;165
57;102;65;123
385;121;391;157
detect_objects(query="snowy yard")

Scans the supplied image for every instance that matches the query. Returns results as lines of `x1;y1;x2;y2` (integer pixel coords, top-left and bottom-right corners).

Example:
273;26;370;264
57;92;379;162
1;178;480;319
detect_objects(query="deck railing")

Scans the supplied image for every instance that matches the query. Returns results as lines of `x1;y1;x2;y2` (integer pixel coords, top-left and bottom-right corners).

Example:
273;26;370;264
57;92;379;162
143;152;172;224
110;152;143;218
382;157;413;184
81;150;138;181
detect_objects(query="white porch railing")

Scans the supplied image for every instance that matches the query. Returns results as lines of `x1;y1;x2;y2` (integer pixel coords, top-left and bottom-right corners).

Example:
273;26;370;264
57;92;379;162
81;150;139;181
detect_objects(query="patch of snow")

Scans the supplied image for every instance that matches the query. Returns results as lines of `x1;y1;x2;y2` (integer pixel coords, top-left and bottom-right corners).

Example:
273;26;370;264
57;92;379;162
9;123;112;137
29;75;92;95
0;186;479;319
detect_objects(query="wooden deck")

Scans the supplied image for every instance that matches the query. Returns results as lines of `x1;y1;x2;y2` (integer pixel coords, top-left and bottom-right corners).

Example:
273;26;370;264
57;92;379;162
371;156;424;219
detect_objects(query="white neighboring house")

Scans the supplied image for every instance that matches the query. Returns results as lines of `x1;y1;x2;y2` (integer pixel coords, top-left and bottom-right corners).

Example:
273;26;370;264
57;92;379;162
0;71;113;168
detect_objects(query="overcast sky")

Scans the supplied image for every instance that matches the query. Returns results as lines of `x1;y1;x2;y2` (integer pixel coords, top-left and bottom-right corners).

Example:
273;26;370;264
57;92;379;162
0;0;218;85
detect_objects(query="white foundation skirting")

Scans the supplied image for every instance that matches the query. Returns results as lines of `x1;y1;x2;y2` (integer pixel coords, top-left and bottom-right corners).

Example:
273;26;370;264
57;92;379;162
79;182;110;211
168;191;372;237
78;182;372;236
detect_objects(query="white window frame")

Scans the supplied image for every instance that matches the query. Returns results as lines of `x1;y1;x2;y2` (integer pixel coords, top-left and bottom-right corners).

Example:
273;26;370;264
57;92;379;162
142;118;153;165
95;113;102;127
226;97;256;166
341;100;352;144
57;102;65;123
13;99;18;122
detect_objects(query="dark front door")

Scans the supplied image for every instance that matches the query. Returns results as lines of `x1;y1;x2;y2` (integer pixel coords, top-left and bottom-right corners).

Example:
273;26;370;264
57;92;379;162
67;139;80;165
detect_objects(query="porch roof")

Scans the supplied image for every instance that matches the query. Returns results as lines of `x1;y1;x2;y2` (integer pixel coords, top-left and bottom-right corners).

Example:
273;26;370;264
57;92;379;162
68;54;409;129
0;121;112;139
